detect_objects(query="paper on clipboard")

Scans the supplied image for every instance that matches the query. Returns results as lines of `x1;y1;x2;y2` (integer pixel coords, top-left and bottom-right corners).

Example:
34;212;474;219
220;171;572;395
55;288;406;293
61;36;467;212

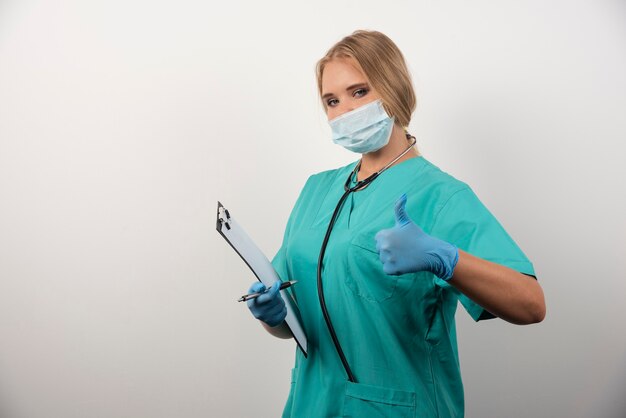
216;201;308;357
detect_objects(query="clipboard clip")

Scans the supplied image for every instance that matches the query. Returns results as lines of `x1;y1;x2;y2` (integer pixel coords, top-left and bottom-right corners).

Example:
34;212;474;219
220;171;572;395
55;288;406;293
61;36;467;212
217;201;232;230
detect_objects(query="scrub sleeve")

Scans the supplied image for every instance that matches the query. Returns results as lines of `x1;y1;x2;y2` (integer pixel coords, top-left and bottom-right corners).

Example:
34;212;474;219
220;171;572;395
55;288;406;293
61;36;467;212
430;187;536;321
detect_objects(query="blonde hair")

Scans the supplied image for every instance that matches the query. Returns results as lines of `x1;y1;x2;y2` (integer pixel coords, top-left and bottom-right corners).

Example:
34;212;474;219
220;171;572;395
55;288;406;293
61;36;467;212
316;30;417;131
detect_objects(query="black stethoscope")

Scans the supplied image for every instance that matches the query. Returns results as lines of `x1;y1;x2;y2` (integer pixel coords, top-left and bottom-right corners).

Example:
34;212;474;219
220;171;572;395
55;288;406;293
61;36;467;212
316;134;417;383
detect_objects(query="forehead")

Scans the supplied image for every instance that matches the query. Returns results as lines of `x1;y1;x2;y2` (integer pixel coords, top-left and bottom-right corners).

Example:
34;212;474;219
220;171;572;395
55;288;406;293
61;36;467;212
321;57;368;93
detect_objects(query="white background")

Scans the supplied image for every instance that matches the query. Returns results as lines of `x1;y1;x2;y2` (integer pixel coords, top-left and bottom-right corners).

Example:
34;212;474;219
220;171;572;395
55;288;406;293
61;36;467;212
1;1;625;417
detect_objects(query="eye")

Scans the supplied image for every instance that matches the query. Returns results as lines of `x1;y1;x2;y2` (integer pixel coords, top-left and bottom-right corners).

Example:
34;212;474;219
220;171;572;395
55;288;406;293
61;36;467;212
353;88;369;98
327;98;339;107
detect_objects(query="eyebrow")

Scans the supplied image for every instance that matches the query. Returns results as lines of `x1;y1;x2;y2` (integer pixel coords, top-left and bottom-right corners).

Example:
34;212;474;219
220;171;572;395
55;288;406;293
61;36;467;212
321;83;369;100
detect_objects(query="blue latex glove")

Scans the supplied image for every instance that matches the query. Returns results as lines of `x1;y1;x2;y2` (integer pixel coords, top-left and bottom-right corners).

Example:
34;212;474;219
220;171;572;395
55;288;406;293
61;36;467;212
246;281;287;327
375;194;459;280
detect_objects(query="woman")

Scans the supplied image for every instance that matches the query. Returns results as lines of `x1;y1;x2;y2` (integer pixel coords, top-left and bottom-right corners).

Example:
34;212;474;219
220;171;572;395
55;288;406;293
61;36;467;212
245;30;546;418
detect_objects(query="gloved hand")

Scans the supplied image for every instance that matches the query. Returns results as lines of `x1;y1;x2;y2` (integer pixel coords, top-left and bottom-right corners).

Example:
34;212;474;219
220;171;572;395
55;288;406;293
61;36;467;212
246;281;287;327
375;194;459;280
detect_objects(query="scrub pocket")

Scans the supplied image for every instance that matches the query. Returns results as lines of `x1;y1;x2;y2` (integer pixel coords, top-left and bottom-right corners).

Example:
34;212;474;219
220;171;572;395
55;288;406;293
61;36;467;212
346;232;401;302
342;381;416;417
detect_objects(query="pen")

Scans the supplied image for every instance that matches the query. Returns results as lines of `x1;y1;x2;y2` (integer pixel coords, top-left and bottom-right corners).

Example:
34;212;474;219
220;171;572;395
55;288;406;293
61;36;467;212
237;280;298;302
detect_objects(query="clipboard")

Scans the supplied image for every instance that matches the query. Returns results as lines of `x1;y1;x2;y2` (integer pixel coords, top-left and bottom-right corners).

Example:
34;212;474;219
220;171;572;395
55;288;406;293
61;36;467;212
216;201;308;357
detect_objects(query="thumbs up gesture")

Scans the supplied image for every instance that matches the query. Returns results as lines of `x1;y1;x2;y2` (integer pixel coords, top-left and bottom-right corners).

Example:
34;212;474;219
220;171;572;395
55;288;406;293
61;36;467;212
374;194;459;279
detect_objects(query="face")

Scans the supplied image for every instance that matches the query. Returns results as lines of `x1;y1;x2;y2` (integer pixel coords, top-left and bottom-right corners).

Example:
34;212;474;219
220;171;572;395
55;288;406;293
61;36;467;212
321;57;383;121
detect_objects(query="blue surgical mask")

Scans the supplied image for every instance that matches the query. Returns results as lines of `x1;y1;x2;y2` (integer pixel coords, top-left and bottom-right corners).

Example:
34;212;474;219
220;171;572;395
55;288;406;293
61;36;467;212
329;99;395;154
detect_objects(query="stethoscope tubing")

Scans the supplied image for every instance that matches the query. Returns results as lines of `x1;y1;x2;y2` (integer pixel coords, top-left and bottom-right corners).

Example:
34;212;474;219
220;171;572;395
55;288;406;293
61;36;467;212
316;136;417;383
316;188;356;382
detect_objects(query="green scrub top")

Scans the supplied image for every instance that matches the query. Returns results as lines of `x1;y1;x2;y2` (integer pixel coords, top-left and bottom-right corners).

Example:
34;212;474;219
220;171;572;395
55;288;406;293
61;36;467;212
271;156;535;418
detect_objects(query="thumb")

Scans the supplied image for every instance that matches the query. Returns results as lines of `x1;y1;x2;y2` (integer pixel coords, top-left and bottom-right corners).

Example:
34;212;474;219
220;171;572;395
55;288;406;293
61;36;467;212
267;280;281;297
248;282;266;294
256;281;281;304
394;194;410;226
